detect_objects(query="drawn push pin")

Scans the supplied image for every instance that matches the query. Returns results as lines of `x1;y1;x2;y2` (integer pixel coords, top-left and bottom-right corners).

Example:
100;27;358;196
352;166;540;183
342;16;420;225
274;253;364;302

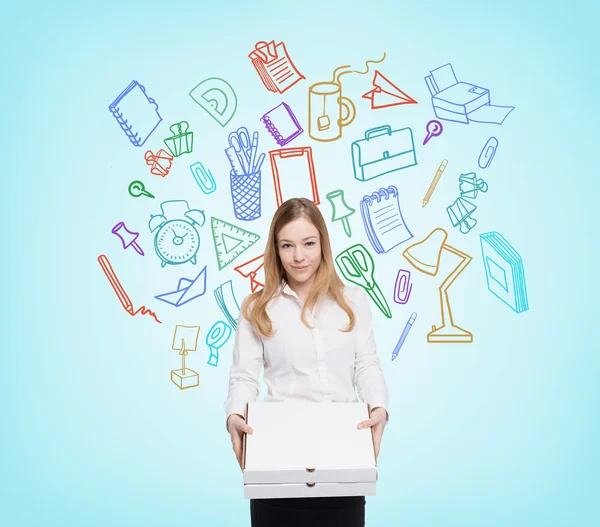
111;221;145;255
446;197;477;234
459;172;488;199
326;189;355;237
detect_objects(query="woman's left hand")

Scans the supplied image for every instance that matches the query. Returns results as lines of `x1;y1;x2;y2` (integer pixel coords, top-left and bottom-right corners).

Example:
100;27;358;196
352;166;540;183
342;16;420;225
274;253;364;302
357;406;388;460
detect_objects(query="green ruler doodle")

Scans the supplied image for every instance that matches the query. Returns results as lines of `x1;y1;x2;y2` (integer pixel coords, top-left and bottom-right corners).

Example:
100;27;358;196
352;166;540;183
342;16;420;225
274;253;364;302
211;217;261;270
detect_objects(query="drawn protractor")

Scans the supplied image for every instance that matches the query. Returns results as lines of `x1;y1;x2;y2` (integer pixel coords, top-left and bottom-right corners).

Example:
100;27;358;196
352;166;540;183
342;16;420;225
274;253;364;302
201;88;228;115
189;78;238;127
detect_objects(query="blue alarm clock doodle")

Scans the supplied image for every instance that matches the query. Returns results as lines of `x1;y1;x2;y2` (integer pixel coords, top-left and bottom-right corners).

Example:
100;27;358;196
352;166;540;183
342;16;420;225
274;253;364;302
148;199;206;267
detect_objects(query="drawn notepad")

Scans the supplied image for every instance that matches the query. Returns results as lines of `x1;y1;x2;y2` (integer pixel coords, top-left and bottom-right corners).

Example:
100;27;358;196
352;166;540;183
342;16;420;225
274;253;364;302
109;80;162;147
480;232;529;313
260;102;303;146
360;186;413;254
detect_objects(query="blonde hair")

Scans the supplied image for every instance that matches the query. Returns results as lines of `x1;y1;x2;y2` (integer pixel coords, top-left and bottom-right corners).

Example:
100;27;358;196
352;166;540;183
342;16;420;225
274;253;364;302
241;198;355;338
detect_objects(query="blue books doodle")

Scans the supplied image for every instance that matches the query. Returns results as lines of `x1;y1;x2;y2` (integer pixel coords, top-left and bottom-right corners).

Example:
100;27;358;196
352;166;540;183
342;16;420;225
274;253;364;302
480;232;529;313
360;185;412;254
109;80;162;147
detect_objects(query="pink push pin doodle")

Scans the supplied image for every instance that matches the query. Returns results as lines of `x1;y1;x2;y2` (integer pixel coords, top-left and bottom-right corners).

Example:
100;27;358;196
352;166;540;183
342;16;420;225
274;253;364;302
423;120;443;145
111;222;145;255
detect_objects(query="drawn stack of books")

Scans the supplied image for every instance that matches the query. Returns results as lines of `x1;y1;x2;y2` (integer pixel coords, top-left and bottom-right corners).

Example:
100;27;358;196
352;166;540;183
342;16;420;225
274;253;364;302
480;232;529;314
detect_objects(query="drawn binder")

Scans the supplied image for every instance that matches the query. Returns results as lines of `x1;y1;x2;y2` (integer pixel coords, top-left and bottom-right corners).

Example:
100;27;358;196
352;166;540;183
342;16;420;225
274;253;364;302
360;185;412;254
260;102;303;146
109;80;162;147
480;232;529;313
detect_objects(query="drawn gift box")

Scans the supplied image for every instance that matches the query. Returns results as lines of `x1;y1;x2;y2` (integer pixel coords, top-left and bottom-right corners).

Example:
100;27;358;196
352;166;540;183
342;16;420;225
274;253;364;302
164;121;193;157
242;402;377;499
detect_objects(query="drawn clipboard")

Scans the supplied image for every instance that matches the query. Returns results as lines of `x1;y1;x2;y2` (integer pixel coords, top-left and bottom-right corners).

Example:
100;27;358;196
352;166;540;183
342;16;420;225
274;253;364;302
269;147;319;208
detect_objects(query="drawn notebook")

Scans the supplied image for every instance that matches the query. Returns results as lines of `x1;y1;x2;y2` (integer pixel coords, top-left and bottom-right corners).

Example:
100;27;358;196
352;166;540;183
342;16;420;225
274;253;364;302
248;41;305;93
109;80;162;147
260;102;303;146
360;186;413;254
480;232;529;313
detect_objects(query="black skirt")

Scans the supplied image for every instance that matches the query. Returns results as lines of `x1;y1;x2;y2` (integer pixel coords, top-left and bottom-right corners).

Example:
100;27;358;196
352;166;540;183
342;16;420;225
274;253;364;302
250;496;365;527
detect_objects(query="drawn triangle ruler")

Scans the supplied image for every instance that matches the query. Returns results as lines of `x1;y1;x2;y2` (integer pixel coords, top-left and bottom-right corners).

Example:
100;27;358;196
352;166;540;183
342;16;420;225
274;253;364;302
211;217;261;270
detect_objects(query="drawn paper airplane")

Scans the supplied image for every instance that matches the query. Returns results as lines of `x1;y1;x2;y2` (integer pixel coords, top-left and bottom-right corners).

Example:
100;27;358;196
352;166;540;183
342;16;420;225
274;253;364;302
189;77;237;127
234;253;265;292
362;70;417;109
154;266;207;307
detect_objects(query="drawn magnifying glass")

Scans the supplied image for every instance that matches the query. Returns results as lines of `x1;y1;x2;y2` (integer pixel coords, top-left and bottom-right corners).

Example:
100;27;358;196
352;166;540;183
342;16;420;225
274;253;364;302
128;180;155;199
423;119;443;145
206;321;233;367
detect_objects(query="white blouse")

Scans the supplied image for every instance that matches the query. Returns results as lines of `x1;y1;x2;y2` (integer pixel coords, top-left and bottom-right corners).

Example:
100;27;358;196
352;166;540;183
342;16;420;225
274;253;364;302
224;281;390;429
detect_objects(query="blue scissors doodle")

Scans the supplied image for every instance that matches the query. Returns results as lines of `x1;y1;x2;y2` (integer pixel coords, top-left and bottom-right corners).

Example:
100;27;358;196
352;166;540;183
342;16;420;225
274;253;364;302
228;126;252;174
335;243;392;318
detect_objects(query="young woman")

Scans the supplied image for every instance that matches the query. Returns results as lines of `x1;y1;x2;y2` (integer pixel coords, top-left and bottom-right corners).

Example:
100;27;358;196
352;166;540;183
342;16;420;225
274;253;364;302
224;197;389;527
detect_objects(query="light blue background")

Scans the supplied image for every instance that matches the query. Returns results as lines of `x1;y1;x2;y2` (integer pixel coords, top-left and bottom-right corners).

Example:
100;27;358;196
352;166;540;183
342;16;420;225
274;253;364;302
2;0;598;525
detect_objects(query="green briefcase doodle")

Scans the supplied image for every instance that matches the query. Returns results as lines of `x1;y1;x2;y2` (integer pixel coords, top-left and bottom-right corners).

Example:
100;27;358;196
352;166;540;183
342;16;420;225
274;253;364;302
351;125;417;182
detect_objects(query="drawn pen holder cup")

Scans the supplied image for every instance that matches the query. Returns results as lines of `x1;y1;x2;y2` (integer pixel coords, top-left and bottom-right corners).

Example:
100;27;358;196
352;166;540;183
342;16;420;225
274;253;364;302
230;169;261;221
308;82;356;142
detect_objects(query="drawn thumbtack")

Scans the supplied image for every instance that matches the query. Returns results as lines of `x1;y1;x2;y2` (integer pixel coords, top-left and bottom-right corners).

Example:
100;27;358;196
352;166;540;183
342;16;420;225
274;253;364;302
112;221;145;255
326;189;355;237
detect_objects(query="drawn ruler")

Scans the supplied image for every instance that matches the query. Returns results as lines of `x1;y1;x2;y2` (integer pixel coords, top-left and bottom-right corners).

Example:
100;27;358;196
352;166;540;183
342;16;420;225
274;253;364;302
226;147;246;176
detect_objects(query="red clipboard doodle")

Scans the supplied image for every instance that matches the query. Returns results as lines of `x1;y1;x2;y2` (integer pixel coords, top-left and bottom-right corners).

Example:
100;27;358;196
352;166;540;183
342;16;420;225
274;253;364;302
269;147;319;208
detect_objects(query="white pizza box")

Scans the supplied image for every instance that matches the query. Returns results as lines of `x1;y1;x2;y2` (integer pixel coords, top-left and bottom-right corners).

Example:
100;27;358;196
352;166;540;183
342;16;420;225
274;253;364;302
242;402;377;499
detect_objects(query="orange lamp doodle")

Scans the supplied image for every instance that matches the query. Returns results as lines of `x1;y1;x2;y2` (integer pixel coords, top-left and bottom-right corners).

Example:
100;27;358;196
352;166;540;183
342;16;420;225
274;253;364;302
171;325;200;390
248;40;305;94
269;147;319;208
362;70;417;109
97;254;161;324
234;253;265;292
144;148;173;177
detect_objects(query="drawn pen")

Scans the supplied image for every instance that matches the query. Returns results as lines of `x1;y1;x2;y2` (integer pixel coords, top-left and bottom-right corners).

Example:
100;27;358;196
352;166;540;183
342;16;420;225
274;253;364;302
422;159;448;208
249;131;259;173
391;312;417;360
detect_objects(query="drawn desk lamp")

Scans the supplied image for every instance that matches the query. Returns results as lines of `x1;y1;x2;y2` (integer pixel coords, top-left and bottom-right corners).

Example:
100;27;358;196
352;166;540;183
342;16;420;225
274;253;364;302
402;228;473;343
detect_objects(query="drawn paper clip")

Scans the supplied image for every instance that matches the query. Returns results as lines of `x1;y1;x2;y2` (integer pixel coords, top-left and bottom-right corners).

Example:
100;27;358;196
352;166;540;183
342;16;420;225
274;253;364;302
478;137;499;169
393;269;412;304
190;162;216;194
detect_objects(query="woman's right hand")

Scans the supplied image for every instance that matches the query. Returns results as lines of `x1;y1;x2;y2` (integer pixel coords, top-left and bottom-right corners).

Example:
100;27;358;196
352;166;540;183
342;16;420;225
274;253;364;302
227;414;254;470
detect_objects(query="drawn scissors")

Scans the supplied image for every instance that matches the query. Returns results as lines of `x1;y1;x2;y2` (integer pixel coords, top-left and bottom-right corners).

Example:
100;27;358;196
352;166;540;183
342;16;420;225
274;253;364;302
335;244;392;318
228;127;252;173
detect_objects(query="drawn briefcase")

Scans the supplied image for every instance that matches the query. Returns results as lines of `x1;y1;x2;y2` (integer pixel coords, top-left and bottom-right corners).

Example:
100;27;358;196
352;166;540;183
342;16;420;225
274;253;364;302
351;125;417;182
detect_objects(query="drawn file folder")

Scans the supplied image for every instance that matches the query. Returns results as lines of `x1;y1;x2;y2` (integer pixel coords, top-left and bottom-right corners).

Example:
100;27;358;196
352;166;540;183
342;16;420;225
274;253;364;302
109;80;162;147
360;186;413;254
480;232;529;313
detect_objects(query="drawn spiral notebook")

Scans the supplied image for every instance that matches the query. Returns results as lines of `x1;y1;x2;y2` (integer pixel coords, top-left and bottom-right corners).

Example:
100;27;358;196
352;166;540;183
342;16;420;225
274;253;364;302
480;232;529;313
360;185;413;254
260;102;303;146
109;80;162;147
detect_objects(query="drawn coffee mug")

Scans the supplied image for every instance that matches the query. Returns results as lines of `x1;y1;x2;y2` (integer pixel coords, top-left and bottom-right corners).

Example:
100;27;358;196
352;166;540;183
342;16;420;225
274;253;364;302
308;82;356;142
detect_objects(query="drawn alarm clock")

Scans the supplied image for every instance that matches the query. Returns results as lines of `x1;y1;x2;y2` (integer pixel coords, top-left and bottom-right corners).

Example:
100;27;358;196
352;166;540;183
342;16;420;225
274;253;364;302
148;199;206;267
